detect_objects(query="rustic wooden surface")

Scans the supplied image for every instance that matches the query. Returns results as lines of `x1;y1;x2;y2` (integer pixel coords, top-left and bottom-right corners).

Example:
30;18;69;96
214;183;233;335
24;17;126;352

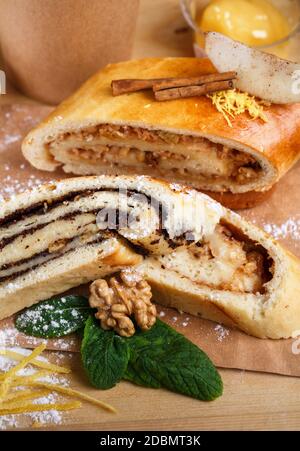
0;0;300;431
37;352;300;431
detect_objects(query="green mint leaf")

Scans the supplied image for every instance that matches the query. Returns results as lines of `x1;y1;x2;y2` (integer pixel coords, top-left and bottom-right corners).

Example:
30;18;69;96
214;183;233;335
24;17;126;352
125;358;161;389
125;319;223;401
81;316;130;390
15;295;91;338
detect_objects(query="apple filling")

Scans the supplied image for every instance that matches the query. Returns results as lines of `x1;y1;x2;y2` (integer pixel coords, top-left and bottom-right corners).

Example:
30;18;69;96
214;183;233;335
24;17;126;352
47;124;262;188
156;223;272;294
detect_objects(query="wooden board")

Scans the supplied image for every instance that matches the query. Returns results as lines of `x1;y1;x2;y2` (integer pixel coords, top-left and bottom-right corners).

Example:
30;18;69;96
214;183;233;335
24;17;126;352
27;352;300;431
0;0;300;431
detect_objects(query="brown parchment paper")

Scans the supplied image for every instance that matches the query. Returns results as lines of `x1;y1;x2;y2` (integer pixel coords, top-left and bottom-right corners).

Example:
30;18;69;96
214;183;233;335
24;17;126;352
0;103;300;377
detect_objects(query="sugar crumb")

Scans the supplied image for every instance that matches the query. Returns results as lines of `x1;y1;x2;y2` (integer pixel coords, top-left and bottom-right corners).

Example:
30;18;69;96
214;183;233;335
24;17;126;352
214;324;230;342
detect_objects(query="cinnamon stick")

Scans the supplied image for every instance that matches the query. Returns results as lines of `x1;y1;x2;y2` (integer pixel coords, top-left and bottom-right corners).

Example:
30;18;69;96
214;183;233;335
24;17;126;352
111;78;167;96
154;80;235;101
152;71;237;92
111;72;236;96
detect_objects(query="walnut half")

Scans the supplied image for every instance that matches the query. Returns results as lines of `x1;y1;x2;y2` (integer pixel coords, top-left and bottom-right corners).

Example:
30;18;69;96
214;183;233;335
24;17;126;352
89;270;157;337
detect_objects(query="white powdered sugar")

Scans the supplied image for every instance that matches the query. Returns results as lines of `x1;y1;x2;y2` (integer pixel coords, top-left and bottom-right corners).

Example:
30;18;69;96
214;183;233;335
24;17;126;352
0;322;78;353
0;414;18;430
50;336;78;351
170;183;183;192
0;327;19;348
0;133;21;150
168;312;192;328
0;165;49;201
214;324;230;342
248;214;300;242
0;324;48;348
263;218;300;241
29;393;63;426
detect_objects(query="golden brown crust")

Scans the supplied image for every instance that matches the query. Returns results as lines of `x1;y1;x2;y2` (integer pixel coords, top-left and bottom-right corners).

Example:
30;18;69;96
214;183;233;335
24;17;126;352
23;57;300;197
149;279;240;330
201;186;276;209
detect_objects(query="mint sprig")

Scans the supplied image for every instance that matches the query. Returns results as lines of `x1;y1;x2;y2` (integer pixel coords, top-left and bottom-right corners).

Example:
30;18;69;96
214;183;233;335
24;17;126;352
16;297;223;401
15;295;92;338
81;316;130;390
125;319;223;400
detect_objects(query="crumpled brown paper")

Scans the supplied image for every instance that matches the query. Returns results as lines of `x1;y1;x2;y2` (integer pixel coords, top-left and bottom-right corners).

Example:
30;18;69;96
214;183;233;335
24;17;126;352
0;103;299;377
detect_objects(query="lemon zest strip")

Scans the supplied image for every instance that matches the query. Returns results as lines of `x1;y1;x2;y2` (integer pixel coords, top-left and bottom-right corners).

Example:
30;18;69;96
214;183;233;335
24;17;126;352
0;400;81;415
0;344;117;416
208;89;269;127
0;389;50;405
16;380;117;413
0;349;70;374
3;370;53;384
0;343;46;400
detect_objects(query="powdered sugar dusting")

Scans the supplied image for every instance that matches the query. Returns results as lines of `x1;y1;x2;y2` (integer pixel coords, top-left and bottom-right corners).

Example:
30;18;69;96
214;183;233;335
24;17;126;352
0;325;48;348
29;393;63;426
0;327;19;348
0;319;79;352
170;183;183;192
263;218;300;241
1;133;21;147
0;164;53;201
0;414;18;430
50;336;78;351
247;213;300;243
0;104;55;202
214;324;230;342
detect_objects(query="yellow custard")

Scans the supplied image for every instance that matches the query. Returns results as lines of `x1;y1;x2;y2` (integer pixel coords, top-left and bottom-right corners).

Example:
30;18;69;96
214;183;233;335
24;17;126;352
197;0;290;47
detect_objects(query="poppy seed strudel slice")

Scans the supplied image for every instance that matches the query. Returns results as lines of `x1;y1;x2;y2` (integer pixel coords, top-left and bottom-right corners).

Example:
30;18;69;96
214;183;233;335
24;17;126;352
0;175;215;320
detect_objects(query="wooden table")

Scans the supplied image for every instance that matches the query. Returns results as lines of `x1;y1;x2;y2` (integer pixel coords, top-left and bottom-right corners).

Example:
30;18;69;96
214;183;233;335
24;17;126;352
0;0;300;431
34;353;300;431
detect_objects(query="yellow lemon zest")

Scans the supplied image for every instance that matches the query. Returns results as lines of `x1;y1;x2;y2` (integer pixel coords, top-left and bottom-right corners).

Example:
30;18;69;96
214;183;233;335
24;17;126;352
0;389;50;405
0;344;117;417
208;89;269;127
0;400;81;415
0;349;70;374
0;343;46;400
16;380;117;413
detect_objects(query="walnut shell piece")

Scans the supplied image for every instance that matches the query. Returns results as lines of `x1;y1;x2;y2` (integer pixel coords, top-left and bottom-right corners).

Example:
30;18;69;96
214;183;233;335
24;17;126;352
89;270;157;337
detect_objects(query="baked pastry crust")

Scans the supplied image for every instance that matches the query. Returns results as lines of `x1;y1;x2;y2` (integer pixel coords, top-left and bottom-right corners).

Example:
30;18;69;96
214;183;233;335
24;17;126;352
202;186;276;210
22;58;300;209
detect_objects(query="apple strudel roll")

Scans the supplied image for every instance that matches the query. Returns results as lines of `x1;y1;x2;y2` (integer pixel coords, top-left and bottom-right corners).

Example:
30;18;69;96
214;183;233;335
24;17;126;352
22;58;300;209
